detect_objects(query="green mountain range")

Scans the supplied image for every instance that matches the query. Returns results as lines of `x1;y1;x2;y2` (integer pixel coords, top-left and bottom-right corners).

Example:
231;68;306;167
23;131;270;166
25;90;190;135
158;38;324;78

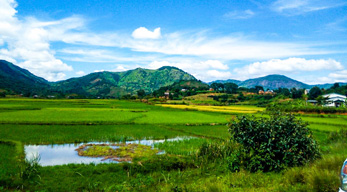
1;60;346;97
239;75;309;90
0;61;196;97
0;60;49;95
210;75;347;90
53;66;196;97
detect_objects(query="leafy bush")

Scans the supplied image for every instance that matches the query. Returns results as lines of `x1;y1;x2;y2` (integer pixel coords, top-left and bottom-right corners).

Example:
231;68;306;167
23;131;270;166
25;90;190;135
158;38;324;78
229;112;321;172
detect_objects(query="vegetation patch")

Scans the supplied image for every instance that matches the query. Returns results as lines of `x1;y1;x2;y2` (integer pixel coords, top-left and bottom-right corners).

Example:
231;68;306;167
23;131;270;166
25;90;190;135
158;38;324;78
229;112;321;172
158;104;264;114
75;143;160;162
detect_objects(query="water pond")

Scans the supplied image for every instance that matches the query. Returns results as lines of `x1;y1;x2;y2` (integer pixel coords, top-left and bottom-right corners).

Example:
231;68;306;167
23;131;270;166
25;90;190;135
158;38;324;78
25;137;193;166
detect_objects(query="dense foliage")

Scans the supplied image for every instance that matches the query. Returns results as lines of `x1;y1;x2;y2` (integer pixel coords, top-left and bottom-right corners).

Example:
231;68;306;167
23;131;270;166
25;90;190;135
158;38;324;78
53;67;196;98
268;103;347;113
229;112;321;172
152;80;208;99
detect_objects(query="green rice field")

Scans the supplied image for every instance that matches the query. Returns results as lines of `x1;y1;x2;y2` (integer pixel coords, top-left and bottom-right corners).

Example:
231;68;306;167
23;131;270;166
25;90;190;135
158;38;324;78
0;98;346;191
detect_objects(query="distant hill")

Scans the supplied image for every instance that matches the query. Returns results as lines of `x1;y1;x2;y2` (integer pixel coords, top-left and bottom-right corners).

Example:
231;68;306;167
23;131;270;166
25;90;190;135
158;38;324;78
313;83;347;89
239;75;309;90
210;75;347;90
2;59;347;97
164;80;209;90
53;66;196;97
0;60;49;95
209;79;241;85
210;74;310;90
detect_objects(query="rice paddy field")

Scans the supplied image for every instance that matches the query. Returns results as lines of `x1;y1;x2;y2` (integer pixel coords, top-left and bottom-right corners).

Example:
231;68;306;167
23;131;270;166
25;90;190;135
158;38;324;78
0;98;346;191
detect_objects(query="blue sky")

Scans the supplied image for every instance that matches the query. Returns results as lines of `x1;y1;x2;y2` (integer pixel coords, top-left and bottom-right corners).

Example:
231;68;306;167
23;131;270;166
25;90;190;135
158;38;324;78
0;0;347;84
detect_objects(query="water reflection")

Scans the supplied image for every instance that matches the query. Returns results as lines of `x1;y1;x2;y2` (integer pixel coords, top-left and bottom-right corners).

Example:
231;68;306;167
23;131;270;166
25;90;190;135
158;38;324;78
25;136;193;166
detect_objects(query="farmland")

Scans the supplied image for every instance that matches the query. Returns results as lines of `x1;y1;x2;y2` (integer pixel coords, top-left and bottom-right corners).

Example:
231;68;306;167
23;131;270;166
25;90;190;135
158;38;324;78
0;98;346;191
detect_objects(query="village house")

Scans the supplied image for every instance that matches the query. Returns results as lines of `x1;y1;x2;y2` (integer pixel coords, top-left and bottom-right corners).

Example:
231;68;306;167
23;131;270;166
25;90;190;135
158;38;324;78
322;93;346;107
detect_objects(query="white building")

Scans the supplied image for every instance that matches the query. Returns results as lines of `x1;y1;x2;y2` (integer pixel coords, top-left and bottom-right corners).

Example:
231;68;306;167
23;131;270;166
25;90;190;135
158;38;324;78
322;93;346;107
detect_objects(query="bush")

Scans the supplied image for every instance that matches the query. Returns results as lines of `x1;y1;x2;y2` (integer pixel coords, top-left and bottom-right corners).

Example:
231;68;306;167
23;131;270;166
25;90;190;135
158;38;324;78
229;112;321;172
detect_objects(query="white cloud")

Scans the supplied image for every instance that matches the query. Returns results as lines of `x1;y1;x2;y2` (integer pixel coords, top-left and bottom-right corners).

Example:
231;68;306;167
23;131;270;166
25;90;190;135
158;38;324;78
224;10;255;19
1;0;344;83
272;0;347;15
148;60;228;71
125;31;331;60
328;70;347;81
322;17;347;33
206;70;232;79
59;48;157;63
132;27;161;39
147;59;230;81
233;58;343;80
76;71;85;76
0;0;73;81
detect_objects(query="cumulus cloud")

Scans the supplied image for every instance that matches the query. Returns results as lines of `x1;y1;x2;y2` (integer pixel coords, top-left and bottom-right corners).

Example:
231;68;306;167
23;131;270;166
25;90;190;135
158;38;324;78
224;10;255;19
0;0;73;81
132;27;161;39
233;58;343;80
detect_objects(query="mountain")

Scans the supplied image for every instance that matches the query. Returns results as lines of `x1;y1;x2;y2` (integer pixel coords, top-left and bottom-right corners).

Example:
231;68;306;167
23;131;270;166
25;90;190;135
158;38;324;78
161;80;209;90
208;79;241;85
0;60;49;95
313;83;347;89
239;75;309;90
52;66;196;97
209;75;311;90
2;59;347;97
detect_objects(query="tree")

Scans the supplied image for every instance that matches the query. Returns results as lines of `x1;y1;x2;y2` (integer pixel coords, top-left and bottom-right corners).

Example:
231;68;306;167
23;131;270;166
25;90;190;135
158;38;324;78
137;89;146;99
308;86;322;100
229;112;320;172
210;83;224;92
316;95;328;105
291;88;304;99
275;88;290;97
224;83;238;94
255;86;264;92
237;92;246;101
332;83;340;89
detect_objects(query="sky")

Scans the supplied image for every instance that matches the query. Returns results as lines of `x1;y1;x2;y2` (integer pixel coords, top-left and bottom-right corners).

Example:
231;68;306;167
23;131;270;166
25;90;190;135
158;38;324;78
0;0;347;84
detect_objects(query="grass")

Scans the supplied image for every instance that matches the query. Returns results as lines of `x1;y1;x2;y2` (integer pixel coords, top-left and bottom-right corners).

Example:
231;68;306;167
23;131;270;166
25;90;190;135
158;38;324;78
0;98;347;191
0;140;24;189
0;124;188;144
158;104;265;114
78;144;159;160
154;138;208;156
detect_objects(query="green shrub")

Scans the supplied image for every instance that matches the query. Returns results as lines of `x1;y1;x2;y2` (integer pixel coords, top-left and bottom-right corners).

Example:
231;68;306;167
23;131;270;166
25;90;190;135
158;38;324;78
229;112;321;172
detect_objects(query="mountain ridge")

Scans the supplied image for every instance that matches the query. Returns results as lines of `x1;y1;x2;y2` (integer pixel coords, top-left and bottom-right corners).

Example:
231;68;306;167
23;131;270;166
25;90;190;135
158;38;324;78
0;60;50;95
1;60;346;97
209;74;347;90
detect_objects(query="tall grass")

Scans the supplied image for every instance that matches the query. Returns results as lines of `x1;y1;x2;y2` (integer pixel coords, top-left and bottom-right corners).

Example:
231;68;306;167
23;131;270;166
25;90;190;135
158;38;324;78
154;138;208;155
0;140;24;189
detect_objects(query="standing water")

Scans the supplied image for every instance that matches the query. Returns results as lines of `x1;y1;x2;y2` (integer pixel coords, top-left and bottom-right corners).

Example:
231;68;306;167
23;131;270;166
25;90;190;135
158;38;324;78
25;136;193;166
